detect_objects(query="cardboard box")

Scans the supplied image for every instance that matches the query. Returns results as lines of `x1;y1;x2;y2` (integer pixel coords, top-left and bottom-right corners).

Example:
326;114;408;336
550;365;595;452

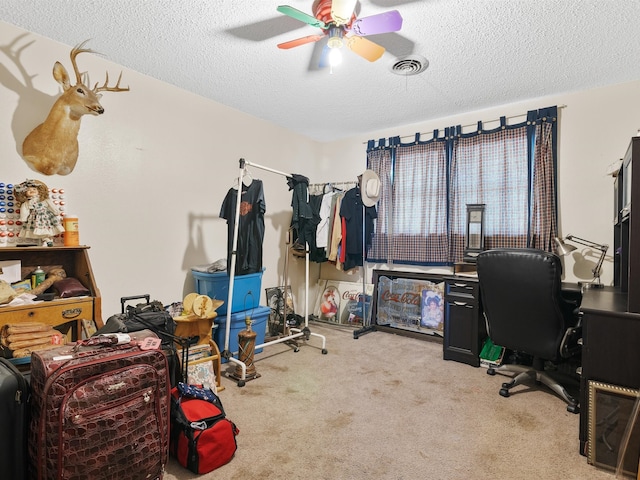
0;260;21;284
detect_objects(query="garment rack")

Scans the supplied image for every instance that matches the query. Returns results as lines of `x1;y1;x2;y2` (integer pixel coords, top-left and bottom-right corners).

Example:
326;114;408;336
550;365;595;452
309;178;375;339
307;181;357;195
223;158;328;386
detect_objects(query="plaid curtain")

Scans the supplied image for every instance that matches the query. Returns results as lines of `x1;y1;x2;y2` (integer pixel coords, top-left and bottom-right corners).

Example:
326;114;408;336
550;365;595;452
528;108;559;251
366;107;559;266
449;118;529;262
366;140;393;262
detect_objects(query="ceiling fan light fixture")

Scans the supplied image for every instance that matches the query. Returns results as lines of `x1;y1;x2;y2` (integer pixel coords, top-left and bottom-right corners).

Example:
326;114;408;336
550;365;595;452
328;47;343;67
327;25;344;49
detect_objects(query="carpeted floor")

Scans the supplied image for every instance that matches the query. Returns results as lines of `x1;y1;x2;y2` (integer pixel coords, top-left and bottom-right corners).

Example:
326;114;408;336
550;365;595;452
163;322;617;480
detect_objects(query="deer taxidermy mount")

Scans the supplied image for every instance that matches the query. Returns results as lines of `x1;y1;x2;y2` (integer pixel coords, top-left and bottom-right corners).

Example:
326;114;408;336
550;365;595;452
21;40;129;176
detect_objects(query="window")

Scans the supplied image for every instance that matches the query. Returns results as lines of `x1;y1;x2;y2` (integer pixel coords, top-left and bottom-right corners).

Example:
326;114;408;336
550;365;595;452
367;107;558;266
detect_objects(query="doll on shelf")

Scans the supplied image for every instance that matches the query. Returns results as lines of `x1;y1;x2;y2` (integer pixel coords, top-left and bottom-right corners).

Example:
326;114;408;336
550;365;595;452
14;179;64;247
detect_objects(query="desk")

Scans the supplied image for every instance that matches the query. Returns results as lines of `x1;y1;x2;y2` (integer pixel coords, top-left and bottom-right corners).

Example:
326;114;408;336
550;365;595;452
442;279;581;368
579;287;640;456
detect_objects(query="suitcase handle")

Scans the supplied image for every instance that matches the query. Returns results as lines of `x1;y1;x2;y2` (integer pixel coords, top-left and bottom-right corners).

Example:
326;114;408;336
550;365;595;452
120;295;151;313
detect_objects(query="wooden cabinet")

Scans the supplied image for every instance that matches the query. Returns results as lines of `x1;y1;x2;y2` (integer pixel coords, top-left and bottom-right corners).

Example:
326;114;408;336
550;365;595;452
0;246;101;341
443;276;486;367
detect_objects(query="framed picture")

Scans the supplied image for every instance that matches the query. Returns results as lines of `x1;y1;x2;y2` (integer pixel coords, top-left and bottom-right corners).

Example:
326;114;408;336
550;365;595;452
265;286;295;334
177;342;222;392
265;285;294;315
371;269;445;338
588;380;640;476
187;356;218;392
313;280;374;326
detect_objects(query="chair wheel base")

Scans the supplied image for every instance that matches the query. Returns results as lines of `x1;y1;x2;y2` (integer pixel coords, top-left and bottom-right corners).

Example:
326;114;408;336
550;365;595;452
567;404;580;414
487;368;496;376
499;388;510;397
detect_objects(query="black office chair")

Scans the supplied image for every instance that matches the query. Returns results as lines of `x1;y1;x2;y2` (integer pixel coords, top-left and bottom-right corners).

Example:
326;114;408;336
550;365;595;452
476;248;582;413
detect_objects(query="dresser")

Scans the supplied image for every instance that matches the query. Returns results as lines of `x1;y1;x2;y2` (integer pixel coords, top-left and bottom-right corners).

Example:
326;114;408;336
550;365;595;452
0;246;102;341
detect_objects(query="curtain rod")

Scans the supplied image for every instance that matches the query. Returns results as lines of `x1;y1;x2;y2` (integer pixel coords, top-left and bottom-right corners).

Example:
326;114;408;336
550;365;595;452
363;105;567;144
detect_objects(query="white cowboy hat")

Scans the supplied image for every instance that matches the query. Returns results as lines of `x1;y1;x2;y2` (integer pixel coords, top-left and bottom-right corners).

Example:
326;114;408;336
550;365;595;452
360;169;381;207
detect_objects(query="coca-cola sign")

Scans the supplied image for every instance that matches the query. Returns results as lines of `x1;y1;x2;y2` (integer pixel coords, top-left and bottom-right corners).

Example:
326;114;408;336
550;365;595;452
380;290;421;306
375;274;444;332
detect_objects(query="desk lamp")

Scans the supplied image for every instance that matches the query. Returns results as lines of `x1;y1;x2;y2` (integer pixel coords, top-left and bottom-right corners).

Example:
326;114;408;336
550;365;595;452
554;235;608;288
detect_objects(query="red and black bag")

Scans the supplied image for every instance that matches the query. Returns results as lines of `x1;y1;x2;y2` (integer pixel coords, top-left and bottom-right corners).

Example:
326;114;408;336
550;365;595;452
170;383;239;474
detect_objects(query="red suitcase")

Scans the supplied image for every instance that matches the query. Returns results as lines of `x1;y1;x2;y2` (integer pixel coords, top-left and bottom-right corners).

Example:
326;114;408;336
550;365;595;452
28;332;170;480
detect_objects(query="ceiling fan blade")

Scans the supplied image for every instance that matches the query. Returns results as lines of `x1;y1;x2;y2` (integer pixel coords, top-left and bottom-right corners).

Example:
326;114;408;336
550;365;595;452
349;10;403;36
277;34;326;50
277;5;327;29
331;0;358;25
347;36;385;62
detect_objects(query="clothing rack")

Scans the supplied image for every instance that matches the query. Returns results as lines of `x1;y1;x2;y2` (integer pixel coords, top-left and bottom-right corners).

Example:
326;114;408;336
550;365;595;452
308;181;358;196
223;158;328;386
309;178;376;339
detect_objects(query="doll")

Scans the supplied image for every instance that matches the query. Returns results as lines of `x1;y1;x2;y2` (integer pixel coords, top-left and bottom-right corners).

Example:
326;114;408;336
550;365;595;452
14;179;65;247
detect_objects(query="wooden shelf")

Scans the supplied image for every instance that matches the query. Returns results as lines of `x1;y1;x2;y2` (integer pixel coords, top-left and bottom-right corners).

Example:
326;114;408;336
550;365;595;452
0;246;102;342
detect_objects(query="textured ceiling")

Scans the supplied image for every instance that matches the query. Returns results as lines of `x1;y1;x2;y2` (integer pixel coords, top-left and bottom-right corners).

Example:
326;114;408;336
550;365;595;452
2;0;640;142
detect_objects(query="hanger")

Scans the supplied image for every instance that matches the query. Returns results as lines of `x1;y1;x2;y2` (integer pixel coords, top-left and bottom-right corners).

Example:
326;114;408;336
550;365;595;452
231;168;253;190
242;168;253;187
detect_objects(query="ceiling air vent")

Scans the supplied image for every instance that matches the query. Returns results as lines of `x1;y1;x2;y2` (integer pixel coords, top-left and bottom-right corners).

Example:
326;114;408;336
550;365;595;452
389;55;429;76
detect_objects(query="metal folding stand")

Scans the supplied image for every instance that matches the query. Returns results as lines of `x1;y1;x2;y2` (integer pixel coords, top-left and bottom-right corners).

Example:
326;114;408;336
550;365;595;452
353;202;375;339
222;158;328;387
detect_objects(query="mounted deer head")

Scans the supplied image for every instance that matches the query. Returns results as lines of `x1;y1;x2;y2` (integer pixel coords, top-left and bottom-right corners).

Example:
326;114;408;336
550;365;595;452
21;40;129;176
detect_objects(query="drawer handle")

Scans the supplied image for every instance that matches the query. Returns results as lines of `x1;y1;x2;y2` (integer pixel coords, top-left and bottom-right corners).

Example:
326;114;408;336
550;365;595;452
62;308;82;319
453;283;469;288
453;301;470;307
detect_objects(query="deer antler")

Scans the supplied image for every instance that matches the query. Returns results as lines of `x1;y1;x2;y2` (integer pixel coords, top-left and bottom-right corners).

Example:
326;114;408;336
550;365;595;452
69;40;94;85
69;40;129;93
93;71;130;93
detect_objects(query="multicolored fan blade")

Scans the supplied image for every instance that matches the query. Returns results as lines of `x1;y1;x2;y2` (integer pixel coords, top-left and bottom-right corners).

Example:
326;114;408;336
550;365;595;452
277;5;327;29
346;36;385;62
277;34;326;50
349;10;403;36
331;0;357;25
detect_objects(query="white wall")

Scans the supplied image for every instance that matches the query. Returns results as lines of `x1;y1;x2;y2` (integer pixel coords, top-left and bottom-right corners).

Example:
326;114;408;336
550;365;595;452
0;22;329;318
320;86;640;288
2;20;639;320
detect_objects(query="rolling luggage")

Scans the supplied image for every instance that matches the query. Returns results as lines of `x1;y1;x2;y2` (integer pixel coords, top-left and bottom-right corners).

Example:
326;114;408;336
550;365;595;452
28;331;171;480
0;358;30;480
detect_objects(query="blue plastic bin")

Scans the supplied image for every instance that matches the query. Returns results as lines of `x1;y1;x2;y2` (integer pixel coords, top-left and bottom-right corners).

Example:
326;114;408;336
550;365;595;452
213;305;270;363
192;268;264;315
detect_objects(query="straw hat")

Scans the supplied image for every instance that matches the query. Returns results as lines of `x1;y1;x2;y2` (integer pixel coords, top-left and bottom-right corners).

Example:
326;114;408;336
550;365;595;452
360;169;381;207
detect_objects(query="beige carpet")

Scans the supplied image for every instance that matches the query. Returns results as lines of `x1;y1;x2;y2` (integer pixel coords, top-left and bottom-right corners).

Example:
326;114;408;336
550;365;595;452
163;322;615;480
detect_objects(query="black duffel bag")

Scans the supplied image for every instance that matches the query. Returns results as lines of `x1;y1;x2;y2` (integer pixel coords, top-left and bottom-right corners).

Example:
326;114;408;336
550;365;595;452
95;295;185;386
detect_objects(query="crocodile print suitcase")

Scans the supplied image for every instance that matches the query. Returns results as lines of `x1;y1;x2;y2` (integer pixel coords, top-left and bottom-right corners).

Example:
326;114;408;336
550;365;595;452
28;334;170;480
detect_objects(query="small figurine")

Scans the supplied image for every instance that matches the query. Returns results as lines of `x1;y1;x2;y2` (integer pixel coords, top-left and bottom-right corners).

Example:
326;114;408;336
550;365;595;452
14;179;65;247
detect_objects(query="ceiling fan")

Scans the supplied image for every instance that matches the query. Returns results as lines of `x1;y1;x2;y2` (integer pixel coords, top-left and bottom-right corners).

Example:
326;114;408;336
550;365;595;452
276;0;403;69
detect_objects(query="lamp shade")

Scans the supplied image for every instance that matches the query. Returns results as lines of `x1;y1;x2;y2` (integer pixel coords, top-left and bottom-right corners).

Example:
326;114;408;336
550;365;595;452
554;237;577;256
